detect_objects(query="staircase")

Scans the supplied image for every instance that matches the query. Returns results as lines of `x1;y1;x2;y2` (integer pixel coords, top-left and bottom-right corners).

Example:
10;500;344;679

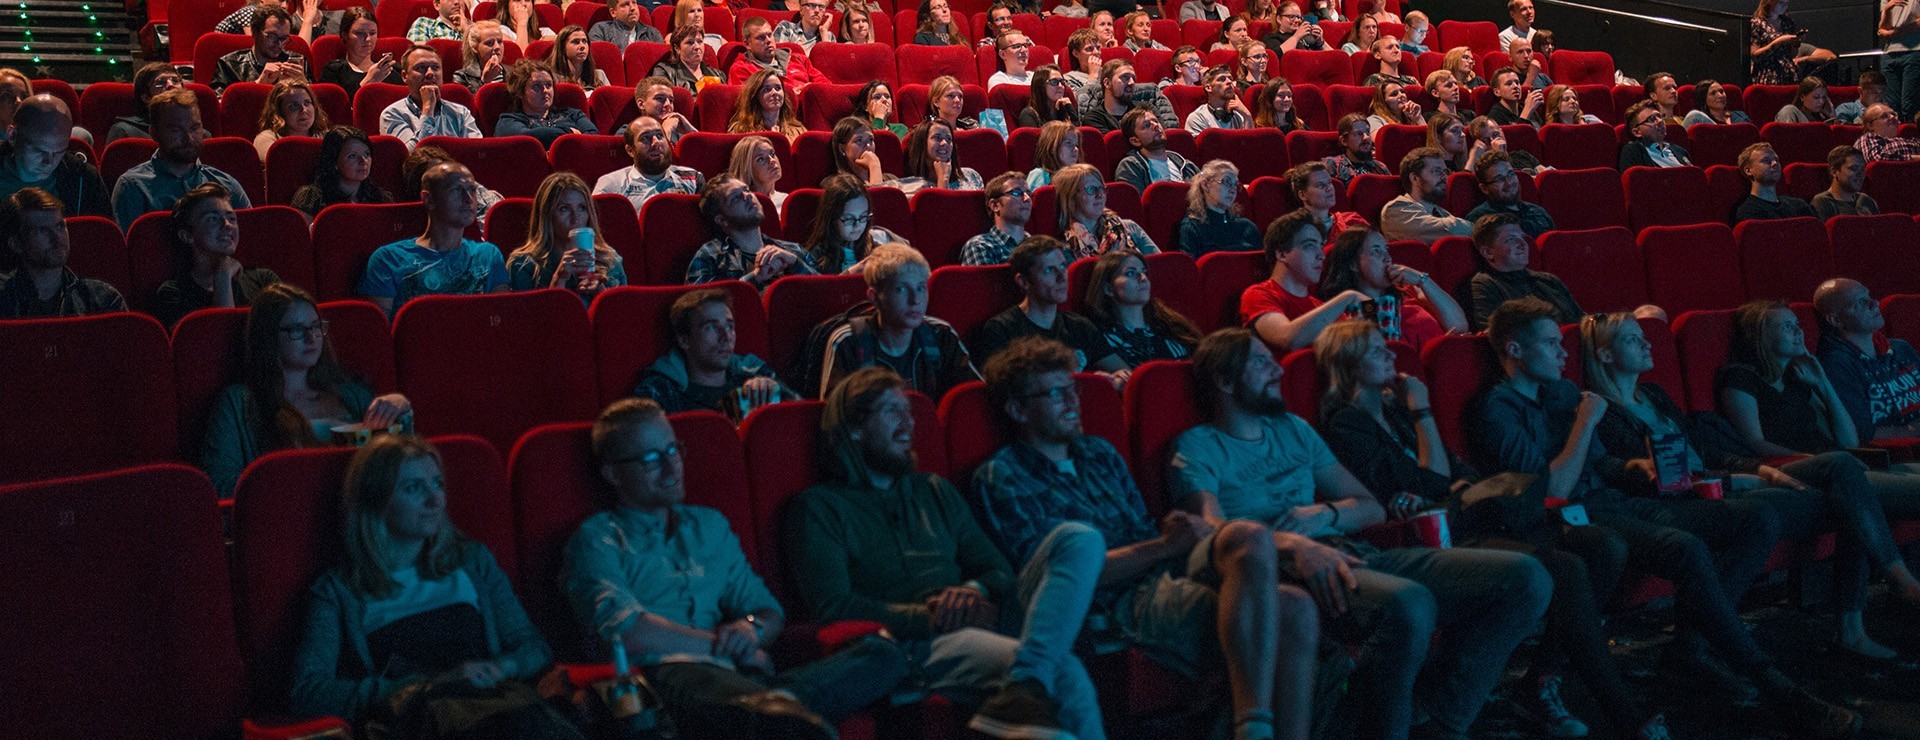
2;0;139;83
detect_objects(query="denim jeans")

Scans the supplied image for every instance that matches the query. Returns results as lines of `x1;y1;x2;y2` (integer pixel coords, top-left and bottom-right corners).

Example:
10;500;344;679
1884;51;1920;119
1327;546;1553;739
1591;495;1780;671
645;635;910;735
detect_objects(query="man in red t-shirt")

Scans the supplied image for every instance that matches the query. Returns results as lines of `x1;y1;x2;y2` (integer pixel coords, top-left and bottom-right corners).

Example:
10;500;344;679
1240;209;1368;351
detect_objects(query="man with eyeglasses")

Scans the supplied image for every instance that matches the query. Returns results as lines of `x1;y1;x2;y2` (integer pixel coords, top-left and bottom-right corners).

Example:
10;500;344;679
974;335;1324;740
774;0;835;50
1854;103;1920;162
970;236;1126;376
1080;59;1176;134
1185;65;1252;133
1732;142;1815;222
211;5;310;93
1115;108;1198;193
1165;46;1207;87
1320;113;1390;182
988;33;1036;88
687;174;818;288
1618;99;1692;169
0;186;124;318
633;288;791;417
565;397;909;740
1379;147;1471;246
358;162;508;316
818;243;978;405
962;172;1035;266
596;115;703;214
1260;0;1326;54
1464;150;1554;238
588;0;663;48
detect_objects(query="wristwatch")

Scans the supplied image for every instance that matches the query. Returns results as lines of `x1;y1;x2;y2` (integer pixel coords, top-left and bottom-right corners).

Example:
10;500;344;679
743;613;765;638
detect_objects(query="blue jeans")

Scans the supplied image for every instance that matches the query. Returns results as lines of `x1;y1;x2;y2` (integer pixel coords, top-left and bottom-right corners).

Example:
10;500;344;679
1327;547;1553;740
1591;495;1779;671
645;635;910;733
1884;51;1920;119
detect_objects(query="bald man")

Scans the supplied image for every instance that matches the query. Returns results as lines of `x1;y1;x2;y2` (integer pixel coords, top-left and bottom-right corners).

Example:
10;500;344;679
0;94;108;217
1814;278;1920;440
357;162;508;315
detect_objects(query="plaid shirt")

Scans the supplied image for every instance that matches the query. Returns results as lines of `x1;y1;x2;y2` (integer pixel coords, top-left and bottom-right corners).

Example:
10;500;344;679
686;234;818;289
406;16;462;42
960;226;1022;266
1320;154;1390;181
773;20;831;50
973;436;1159;566
1856;133;1920;163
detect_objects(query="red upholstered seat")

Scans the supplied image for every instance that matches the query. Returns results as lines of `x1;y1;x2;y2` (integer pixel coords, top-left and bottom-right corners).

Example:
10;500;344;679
351;81;411;133
1672;309;1736;411
1761;121;1849;165
482;197;534;248
1136;181;1190;251
898;44;982;85
1703;164;1748;224
76;82;139;146
1685;123;1761;168
1548;50;1614;86
1539;123;1617;171
0;313;177;485
0;465;244;735
1421;332;1500;456
1193;249;1267;333
1346;173;1400;224
1195;128;1289;182
394;290;601;453
1624;165;1711;231
911;188;993;268
810;42;900;86
1883;294;1920;347
1122;360;1202;515
264;135;323;205
1866;159;1920;215
589;282;769;406
1533;167;1624;231
216;81;274;138
507;421;613;660
60;216;130;298
620;42;677;88
1323;84;1373;119
550;133;631;185
1280;49;1353;88
1828;214;1920;297
693;83;743;133
1640;223;1744;315
1373;124;1426;175
416;135;552;198
799;82;864;130
312;201;429;300
955;127;1009;174
1436;20;1500;55
762;273;876;385
1741;84;1798;122
1734;217;1832;302
636;192;708;284
928;264;1022;344
1535;227;1647;312
583;86;635;134
191;135;268;205
1248;175;1296;232
1781;161;1830;202
376;0;436;37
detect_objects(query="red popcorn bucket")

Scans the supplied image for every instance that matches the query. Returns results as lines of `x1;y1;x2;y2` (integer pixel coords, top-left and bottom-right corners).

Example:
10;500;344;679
1410;509;1452;549
1691;477;1724;500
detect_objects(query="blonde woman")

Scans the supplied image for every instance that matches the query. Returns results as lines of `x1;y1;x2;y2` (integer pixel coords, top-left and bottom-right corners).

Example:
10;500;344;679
1121;11;1168;51
726;69;805;143
1443;46;1487;88
1174;159;1258;256
453;20;507;92
1364;81;1424;132
1540;84;1601;125
672;0;727;51
253;78;329;161
727;135;788;208
506;172;626;297
926;75;978;131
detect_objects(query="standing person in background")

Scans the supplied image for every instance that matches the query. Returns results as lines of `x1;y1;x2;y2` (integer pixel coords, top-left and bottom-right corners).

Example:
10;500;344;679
1751;0;1836;86
1882;0;1920;118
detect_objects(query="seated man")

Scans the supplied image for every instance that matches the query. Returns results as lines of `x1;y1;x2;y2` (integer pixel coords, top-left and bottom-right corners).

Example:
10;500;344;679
1469;297;1859;738
786;367;1101;739
1320;114;1391;182
1812;144;1878;218
1462;212;1577;331
1506;37;1551;89
105;62;184;145
1240;210;1365;351
357;162;508;315
1484;67;1543;127
969;235;1126;375
1077;60;1179;134
566;398;910;740
588;0;663;47
1499;0;1537;48
975;336;1321;740
1360;37;1417;87
0;187;125;317
728;18;818;95
379;44;483;149
818;245;978;400
210;6;309;92
1173;327;1551;740
1379;147;1471;245
594;115;702;214
1463;150;1555;238
1833;70;1884;124
634;76;697;145
686;174;818;288
1815;278;1920;439
1731;142;1814;221
1287;161;1369;238
0;95;108;217
960;172;1033;266
1854;103;1920;162
406;0;467;42
1114;108;1198;194
110;88;253;230
1184;65;1252;133
634;288;790;417
1618;100;1692;168
773;0;834;50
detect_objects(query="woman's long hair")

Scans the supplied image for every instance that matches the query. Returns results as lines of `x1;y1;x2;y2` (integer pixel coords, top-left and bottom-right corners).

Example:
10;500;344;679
728;69;803;138
341;435;469;599
804;173;876;272
242;283;359;452
830;116;872;177
1033;120;1078;173
1315;318;1384;408
1316;226;1392;299
1252;78;1303;130
1578;311;1639;405
903;119;956;182
916;0;968;45
508;172;620;281
258;78;330;135
1081;249;1201;347
166;182;232;283
547;25;599;86
1731;299;1793;384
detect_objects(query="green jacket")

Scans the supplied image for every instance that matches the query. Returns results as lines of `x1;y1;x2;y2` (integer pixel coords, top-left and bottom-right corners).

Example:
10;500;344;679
782;432;1016;641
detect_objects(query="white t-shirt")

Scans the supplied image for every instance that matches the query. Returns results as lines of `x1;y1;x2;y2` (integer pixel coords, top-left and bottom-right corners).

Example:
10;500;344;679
988;70;1033;89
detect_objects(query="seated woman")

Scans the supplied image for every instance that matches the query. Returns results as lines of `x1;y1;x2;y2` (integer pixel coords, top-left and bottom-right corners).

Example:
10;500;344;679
1252;77;1306;132
854;79;909;139
1358;0;1399;24
153;183;282;328
496;59;597;146
454;20;508;93
1121;11;1168;52
652;25;727;91
292;126;395;220
1316;226;1466;348
1340;15;1379;54
889;120;983;194
1538;84;1602;126
1236;42;1273;91
1018;66;1080;128
1026;120;1080;187
1750;0;1836;87
499;0;554;43
830;116;888;187
838;6;878;44
1427;111;1471;171
1081;249;1201;367
318;8;401;105
202;283;413;497
912;0;968;46
925;75;979;131
1424;70;1473;118
1211;15;1252;52
673;0;728;52
1774;75;1837;123
1585;310;1920;663
728;135;788;209
252;78;328;162
1314;319;1672;740
1053;163;1156;256
506;172;627;297
804;173;910;274
726;69;806;143
1365;81;1424;133
1466;115;1545;174
1175;159;1260;256
547;25;611;91
1442;46;1488;88
289;435;564;732
1682;79;1752;127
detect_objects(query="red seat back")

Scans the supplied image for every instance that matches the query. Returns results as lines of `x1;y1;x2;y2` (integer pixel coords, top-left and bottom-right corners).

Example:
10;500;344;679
1436;19;1499;55
1123;359;1203;515
589;282;770;406
911;188;993;268
1671;309;1736;411
394;291;601;452
1865;159;1920;215
101;130;160;188
1422;332;1500;456
0;313;178;485
1373;124;1426;175
1547;50;1613;86
1883;294;1920;347
1759;121;1843;165
1534;167;1624;231
1640;223;1744;315
1346;173;1400;224
60;216;131;298
1734;217;1832;303
1685;122;1761;168
799;81;865;130
217;81;274;138
1534;227;1647;312
761;273;874;385
1624;165;1711;230
928;264;1022;344
809;42;900;86
1279;49;1353;88
1193;249;1267;333
1828;214;1920;297
1539;122;1616;171
507;422;606;661
312;201;429;301
550;133;632;185
76;82;139;146
1195;128;1289;182
416;135;553;198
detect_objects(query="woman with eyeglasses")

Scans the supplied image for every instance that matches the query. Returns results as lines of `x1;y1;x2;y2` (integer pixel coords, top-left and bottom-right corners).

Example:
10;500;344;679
1236;42;1274;91
1053;163;1156;257
291;126;393;220
1681;79;1752;127
202;282;413;497
1174;160;1259;256
1018;66;1080;128
1081;249;1201;367
804;173;909;274
154;182;282;328
318;7;400;103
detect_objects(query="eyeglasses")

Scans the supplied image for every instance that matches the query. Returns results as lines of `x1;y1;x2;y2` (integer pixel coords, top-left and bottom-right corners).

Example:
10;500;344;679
837;212;872;226
280;320;329;342
1081;184;1106;196
1000;188;1033;200
607;443;682;470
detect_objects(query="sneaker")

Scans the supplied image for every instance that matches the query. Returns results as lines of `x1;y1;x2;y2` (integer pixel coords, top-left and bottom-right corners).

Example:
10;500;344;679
1771;685;1861;739
728;691;837;740
968;679;1075;740
1637;713;1673;740
1531;674;1590;738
